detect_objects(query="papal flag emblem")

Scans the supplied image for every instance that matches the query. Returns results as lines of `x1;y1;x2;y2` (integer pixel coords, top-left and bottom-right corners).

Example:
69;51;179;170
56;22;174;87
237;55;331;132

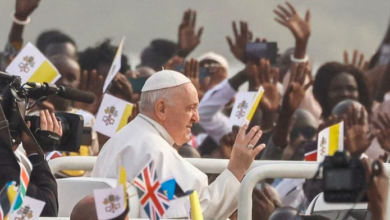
8;196;45;220
6;42;61;84
317;121;344;162
94;94;134;137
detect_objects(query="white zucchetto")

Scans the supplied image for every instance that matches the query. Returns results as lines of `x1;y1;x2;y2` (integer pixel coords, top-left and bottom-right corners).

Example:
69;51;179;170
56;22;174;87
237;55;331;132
141;70;191;92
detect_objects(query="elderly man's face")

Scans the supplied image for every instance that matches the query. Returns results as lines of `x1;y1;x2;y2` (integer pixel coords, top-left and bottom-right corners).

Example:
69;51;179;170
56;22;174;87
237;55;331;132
164;83;199;145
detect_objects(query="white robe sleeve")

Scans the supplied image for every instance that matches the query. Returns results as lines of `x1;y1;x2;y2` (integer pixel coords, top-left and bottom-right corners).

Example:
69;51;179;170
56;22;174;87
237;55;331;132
198;79;237;144
153;148;241;219
199;169;241;219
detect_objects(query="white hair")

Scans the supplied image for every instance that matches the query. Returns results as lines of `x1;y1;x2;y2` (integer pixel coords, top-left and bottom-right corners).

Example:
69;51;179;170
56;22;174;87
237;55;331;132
139;84;187;113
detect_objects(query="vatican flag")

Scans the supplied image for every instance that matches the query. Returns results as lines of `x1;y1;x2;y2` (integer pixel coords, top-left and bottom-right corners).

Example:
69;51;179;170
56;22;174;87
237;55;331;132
243;86;264;125
103;37;125;93
317;121;344;162
8;196;45;220
94;185;126;220
5;42;60;84
93;94;133;137
228;91;256;127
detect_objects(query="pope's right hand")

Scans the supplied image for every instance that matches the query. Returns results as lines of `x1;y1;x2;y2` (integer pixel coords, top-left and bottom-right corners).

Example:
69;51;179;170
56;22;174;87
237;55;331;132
227;124;266;181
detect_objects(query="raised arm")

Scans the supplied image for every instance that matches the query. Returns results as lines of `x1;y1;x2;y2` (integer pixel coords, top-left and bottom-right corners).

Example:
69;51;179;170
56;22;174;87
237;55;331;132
274;2;311;60
272;63;312;149
176;9;203;58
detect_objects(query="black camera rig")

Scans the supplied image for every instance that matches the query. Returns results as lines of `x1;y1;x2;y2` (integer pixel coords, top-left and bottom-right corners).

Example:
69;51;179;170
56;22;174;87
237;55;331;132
0;71;95;152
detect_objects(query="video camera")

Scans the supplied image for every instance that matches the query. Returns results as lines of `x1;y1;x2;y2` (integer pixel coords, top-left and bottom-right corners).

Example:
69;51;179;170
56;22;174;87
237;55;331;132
0;71;95;152
322;151;367;203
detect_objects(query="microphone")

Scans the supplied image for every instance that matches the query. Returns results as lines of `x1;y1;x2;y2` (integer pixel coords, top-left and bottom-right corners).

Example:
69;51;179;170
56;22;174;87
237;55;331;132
58;86;95;104
26;82;95;104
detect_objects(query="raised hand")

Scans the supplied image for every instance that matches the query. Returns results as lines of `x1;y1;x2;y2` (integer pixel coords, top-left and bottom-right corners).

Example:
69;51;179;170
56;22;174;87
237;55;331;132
73;70;104;115
343;50;369;71
272;63;311;148
257;59;280;112
183;58;200;89
163;55;184;71
199;62;228;94
109;73;133;102
15;0;40;20
228;124;266;181
274;2;311;59
226;21;253;63
282;63;312;115
252;188;276;220
344;106;374;157
372;113;390;152
177;9;204;58
274;2;311;42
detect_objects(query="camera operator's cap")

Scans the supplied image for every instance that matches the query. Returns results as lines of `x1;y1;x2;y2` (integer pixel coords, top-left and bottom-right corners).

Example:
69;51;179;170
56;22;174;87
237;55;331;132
141;69;190;92
197;52;229;70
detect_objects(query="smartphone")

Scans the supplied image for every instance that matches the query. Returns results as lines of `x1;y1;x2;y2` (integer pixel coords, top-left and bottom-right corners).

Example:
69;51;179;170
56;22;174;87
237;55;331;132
199;66;210;83
245;42;278;64
379;43;390;65
174;65;210;83
174;64;185;73
128;77;148;93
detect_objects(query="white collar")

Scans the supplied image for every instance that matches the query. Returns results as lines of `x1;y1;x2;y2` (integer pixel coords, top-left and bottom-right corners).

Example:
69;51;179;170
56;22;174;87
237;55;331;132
138;114;175;146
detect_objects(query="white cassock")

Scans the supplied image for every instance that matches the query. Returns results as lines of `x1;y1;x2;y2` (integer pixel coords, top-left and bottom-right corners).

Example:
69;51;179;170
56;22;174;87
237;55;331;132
91;114;240;219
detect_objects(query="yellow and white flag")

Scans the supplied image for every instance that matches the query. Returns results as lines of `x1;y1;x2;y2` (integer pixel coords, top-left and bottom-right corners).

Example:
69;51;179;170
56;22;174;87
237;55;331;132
8;196;45;220
103;37;125;93
94;185;126;220
228;87;264;127
229;91;256;127
317;121;344;162
93;94;133;137
244;86;264;125
6;42;60;84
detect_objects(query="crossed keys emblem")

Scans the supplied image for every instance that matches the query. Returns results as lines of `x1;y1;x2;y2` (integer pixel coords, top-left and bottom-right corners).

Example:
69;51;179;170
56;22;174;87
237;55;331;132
235;100;248;119
103;106;118;126
103;194;121;213
18;56;35;73
14;205;33;220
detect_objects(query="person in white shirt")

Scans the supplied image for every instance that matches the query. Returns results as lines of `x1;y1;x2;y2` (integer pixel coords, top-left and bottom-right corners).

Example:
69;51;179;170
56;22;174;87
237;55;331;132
92;70;266;219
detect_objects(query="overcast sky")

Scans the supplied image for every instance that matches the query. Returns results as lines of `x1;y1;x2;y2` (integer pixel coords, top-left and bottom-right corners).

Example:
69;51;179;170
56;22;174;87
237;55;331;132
0;0;389;73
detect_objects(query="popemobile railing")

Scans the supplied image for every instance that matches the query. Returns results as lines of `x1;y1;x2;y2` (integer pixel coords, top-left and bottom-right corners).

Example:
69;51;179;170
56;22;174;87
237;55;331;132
48;157;390;220
48;156;313;174
237;163;390;220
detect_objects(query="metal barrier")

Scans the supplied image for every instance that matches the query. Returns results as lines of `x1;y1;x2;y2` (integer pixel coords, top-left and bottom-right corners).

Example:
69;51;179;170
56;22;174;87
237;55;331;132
48;156;314;174
237;163;390;220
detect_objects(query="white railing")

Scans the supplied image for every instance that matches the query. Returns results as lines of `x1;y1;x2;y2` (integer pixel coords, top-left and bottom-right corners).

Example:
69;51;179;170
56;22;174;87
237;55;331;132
49;157;390;220
237;163;390;220
48;156;315;174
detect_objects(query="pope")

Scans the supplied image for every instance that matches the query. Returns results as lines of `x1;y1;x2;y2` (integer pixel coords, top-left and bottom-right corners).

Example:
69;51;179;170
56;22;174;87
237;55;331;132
91;70;266;219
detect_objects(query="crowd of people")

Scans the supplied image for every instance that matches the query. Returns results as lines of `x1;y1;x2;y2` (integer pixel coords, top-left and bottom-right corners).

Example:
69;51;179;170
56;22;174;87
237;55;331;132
1;0;390;220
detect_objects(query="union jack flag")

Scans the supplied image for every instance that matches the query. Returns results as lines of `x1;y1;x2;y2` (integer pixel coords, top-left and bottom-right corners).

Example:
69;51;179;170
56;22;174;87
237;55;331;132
133;160;169;220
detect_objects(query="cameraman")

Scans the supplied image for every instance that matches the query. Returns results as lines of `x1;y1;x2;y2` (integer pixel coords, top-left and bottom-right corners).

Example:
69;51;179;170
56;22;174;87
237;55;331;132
0;110;62;216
